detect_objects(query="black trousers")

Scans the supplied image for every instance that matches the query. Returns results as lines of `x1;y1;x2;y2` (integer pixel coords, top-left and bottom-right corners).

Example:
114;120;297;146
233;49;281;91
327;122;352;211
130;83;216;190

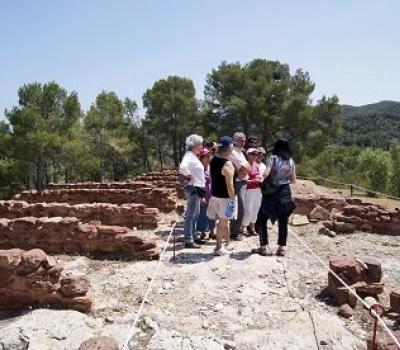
256;213;289;246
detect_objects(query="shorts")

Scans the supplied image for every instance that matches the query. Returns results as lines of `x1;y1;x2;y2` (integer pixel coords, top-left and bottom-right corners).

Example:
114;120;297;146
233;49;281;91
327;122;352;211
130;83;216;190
207;196;233;220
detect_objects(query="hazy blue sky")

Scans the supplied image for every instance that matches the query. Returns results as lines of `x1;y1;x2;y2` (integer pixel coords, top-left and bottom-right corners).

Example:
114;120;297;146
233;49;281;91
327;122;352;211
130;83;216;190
1;1;399;119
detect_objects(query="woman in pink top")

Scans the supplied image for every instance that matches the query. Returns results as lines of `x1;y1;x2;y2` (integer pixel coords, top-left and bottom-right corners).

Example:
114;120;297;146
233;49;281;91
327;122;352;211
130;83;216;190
242;148;263;236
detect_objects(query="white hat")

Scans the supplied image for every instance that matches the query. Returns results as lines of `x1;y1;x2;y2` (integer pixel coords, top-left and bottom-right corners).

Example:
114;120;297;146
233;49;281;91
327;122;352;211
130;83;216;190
246;148;258;154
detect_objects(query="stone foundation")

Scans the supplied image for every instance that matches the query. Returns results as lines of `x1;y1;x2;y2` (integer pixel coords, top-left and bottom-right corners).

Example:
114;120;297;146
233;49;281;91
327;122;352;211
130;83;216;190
0;248;92;312
0;200;159;228
15;188;177;212
0;217;159;259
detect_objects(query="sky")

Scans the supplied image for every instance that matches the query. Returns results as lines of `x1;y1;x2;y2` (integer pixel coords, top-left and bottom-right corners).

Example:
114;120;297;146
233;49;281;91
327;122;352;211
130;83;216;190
1;0;399;120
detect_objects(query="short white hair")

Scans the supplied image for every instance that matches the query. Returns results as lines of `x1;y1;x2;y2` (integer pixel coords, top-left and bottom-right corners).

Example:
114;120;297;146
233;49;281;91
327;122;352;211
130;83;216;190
185;134;203;151
233;132;246;142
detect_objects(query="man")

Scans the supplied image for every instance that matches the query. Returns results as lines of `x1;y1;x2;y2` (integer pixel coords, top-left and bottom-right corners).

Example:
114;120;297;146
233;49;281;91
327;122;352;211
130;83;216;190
207;136;235;256
229;132;251;240
246;135;259;150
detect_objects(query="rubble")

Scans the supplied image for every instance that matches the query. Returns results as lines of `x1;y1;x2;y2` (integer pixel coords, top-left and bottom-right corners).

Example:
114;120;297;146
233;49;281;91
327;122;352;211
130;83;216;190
0;248;92;312
322;203;400;235
328;256;384;307
78;336;119;350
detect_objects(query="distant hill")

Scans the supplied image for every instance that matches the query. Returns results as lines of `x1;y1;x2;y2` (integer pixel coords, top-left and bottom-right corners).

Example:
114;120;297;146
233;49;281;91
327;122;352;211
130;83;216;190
340;100;400;148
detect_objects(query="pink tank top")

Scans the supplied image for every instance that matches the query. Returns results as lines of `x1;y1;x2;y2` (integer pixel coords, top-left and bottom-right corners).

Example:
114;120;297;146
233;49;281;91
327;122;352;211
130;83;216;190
247;163;261;189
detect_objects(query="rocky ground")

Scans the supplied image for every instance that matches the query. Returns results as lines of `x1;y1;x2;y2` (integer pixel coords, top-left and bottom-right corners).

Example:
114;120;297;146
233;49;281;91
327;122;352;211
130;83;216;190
1;214;399;350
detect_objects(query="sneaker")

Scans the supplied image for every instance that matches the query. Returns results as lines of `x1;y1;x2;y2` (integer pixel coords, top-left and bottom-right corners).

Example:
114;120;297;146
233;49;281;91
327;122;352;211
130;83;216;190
214;247;228;256
194;238;206;245
185;242;201;249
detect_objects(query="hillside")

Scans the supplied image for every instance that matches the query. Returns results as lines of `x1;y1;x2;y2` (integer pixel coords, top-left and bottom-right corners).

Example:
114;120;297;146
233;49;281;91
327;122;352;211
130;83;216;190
340;100;400;148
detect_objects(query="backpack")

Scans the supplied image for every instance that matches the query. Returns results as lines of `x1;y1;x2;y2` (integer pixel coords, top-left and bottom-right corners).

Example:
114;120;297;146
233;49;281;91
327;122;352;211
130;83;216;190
261;157;278;196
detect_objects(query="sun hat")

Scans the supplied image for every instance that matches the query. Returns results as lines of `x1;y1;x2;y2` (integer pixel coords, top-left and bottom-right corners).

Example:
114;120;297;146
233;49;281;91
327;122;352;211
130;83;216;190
246;148;258;155
199;148;210;158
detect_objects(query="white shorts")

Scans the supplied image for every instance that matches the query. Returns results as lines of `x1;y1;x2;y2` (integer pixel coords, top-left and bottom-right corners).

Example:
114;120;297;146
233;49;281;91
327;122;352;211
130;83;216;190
207;196;233;220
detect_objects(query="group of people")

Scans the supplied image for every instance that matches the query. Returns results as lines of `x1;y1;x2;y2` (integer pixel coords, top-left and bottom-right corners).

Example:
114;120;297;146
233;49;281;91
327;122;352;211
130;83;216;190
179;132;297;256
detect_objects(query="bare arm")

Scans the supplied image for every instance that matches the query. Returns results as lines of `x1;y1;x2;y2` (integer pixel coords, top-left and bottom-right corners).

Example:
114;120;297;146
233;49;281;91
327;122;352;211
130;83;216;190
290;166;297;184
222;161;235;199
263;165;272;179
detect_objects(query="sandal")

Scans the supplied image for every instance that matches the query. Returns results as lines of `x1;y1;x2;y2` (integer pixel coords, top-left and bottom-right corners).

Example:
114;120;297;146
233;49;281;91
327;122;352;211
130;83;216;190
276;247;286;257
208;232;217;240
251;247;267;256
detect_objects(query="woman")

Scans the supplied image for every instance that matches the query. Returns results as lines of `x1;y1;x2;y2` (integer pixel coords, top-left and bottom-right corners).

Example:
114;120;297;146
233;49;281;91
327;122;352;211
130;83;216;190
197;148;216;240
242;148;263;236
179;134;206;248
257;147;267;180
253;139;296;257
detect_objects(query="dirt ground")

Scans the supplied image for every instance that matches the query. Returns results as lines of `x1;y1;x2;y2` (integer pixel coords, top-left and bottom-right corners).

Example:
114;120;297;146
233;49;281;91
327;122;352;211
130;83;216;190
1;182;399;350
1;218;399;350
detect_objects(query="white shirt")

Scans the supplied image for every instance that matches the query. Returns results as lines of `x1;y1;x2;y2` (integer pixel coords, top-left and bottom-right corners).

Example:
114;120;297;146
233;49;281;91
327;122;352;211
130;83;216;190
229;147;250;181
179;151;206;188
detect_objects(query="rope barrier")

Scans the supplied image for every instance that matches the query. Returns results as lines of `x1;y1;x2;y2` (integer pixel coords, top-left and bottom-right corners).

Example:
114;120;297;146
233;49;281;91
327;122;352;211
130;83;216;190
121;221;177;350
289;227;400;349
300;176;400;201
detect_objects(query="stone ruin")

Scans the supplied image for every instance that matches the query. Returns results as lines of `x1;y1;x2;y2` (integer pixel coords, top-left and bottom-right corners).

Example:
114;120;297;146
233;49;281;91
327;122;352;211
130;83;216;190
15;187;177;212
0;169;180;313
328;256;384;307
294;192;400;236
0;248;91;312
322;202;400;235
0;200;159;229
0;217;159;259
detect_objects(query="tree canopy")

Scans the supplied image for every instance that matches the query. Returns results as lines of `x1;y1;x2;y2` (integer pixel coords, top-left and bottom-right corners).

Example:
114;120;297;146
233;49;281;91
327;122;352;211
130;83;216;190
2;57;398;199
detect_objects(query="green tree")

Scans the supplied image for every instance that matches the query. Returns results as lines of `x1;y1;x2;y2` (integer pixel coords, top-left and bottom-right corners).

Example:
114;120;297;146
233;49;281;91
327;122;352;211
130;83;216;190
5;82;81;190
390;143;400;196
84;91;133;181
357;148;393;193
143;76;199;166
204;59;341;157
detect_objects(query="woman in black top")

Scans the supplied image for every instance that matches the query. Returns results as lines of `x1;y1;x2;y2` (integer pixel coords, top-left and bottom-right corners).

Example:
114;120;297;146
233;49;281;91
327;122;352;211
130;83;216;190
253;139;296;257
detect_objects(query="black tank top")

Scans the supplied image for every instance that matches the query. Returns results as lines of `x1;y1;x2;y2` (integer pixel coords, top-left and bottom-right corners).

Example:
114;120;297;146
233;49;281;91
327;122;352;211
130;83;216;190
210;156;229;198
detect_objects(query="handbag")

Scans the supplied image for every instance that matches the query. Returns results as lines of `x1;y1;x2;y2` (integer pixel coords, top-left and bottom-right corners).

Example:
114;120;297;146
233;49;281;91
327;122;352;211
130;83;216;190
261;157;278;196
192;186;206;198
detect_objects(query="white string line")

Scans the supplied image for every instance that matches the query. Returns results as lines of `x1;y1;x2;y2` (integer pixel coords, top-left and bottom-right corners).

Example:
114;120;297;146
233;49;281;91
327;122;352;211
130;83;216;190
289;228;400;349
121;222;176;350
300;176;400;201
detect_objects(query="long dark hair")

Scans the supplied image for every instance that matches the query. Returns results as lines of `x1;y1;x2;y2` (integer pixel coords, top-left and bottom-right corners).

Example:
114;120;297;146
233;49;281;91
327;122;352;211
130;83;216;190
272;139;292;160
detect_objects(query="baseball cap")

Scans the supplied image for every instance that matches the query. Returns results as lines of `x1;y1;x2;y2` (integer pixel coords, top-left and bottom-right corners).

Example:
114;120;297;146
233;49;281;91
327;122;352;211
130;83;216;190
218;136;233;148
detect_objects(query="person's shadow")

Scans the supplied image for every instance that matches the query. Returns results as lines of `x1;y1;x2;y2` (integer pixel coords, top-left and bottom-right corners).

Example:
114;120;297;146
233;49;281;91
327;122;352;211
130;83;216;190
229;250;252;261
170;251;215;264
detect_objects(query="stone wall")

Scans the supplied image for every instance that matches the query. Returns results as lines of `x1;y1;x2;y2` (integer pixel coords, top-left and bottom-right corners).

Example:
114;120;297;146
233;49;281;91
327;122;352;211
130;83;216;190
0;200;159;229
294;194;356;216
0;217;159;259
322;203;400;235
15;188;177;212
0;248;92;312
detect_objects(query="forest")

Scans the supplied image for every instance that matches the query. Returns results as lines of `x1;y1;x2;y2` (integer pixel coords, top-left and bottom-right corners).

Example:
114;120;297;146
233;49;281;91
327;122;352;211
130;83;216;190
1;58;399;198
